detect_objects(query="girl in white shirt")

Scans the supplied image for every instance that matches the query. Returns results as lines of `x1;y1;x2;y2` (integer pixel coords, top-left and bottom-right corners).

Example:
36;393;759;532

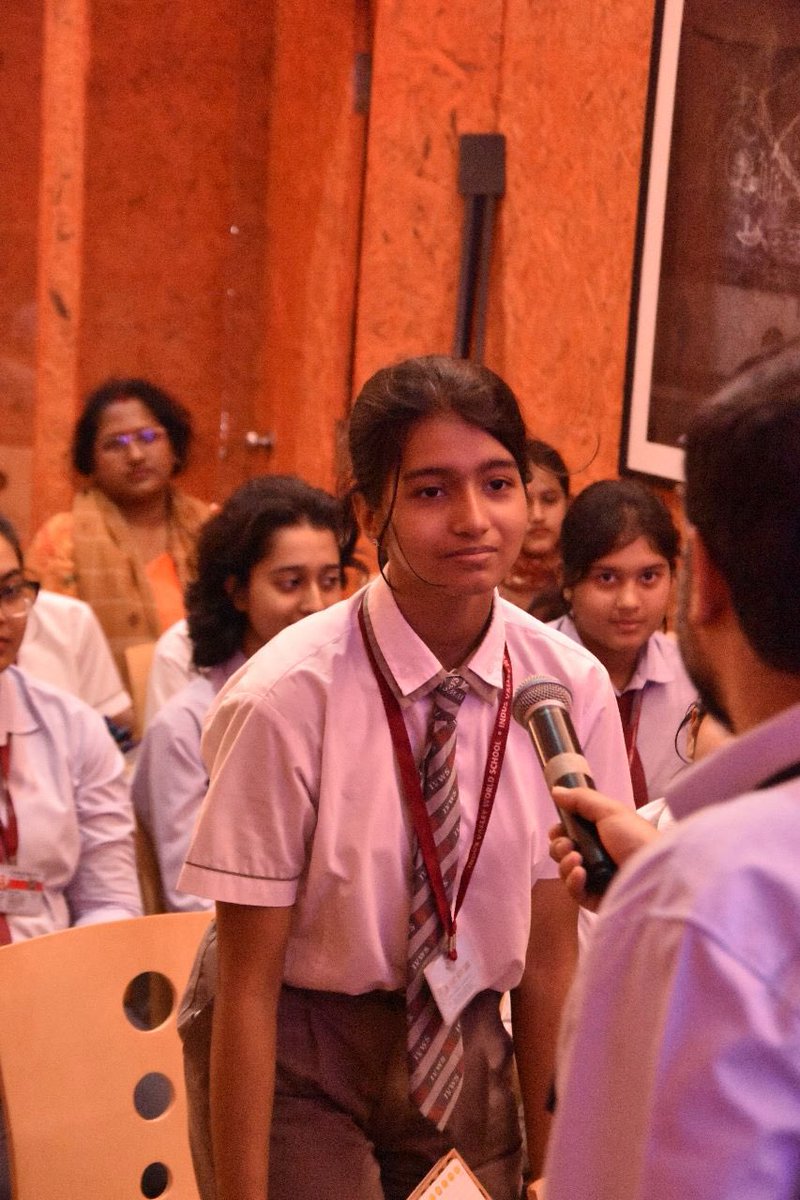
133;474;355;911
0;513;141;942
550;479;696;806
178;355;632;1200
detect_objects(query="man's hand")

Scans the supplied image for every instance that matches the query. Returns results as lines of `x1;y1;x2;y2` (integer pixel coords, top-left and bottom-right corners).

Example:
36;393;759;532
549;786;660;908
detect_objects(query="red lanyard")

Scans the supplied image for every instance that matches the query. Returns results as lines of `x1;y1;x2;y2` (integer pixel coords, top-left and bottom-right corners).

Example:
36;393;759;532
0;739;18;863
620;688;643;772
358;599;512;960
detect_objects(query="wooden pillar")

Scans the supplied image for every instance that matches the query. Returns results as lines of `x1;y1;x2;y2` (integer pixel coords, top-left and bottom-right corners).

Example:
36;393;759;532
31;0;88;534
0;3;43;542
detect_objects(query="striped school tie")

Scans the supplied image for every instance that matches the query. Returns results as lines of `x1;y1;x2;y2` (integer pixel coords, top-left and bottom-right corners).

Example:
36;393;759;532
407;673;468;1129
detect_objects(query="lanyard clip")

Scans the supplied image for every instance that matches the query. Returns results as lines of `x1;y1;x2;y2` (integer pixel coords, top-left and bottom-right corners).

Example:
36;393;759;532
447;924;458;961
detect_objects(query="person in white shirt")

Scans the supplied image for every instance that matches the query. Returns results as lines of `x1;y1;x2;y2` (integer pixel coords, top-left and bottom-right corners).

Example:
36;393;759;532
543;342;800;1200
18;589;134;738
0;514;141;943
132;474;355;911
143;617;193;725
177;355;633;1200
549;478;696;807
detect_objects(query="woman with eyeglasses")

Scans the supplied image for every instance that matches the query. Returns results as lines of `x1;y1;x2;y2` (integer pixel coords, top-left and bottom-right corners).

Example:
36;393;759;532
0;511;142;1200
27;378;209;685
0;512;141;941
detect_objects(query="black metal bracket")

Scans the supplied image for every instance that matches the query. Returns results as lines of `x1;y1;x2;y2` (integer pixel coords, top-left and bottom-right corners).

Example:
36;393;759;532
453;133;506;363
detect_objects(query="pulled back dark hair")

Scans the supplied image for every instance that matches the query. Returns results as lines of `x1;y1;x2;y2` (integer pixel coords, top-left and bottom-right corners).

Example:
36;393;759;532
684;341;800;672
560;478;679;589
72;378;194;476
348;355;530;511
187;474;356;668
527;438;570;498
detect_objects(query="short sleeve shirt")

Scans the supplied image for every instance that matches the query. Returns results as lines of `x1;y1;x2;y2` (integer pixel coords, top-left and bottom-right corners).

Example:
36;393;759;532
0;666;142;940
180;580;633;994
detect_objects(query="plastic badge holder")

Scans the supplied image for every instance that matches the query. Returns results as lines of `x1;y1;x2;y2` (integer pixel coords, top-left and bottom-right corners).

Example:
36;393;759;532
406;1149;493;1200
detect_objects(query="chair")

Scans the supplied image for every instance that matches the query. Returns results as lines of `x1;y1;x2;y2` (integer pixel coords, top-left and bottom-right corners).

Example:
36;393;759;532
124;640;168;915
135;816;168;917
0;910;213;1199
124;640;157;742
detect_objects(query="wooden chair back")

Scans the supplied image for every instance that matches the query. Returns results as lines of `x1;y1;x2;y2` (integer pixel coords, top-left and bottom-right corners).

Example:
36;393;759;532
0;911;213;1199
124;640;157;742
123;640;167;914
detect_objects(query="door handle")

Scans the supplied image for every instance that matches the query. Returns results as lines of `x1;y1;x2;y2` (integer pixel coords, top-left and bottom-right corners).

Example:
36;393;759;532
244;431;276;450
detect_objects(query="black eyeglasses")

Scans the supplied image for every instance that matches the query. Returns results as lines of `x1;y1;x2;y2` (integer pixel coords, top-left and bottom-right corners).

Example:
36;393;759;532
0;578;40;621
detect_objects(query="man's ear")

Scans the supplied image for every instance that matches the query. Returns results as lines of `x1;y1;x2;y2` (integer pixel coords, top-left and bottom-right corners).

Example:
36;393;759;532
686;528;731;626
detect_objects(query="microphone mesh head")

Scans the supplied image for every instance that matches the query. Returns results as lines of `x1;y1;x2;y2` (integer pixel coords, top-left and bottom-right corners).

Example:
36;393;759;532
512;674;573;726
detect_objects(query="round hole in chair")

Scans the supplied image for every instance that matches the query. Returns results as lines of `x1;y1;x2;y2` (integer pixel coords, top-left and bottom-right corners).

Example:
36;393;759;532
124;971;177;1030
140;1160;170;1198
134;1071;174;1119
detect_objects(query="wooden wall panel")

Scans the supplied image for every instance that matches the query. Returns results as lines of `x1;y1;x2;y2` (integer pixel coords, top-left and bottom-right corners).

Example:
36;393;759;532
249;1;370;492
354;0;655;495
0;1;43;541
32;0;88;536
491;0;656;487
15;0;659;543
27;0;367;524
0;2;41;446
78;0;269;507
353;0;505;384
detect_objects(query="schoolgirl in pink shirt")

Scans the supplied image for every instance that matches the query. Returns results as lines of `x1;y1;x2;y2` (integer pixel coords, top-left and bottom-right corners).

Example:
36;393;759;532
178;356;632;1200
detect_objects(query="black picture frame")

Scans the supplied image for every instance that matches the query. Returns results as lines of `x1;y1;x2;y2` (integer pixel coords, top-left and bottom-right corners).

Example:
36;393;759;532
621;0;685;483
621;0;800;483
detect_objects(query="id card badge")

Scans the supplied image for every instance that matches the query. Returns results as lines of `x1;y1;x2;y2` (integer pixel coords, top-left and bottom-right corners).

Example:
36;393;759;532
423;926;481;1027
0;869;45;916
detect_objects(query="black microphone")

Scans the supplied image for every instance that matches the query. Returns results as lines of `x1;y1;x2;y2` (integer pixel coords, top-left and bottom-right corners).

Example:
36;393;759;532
512;674;617;896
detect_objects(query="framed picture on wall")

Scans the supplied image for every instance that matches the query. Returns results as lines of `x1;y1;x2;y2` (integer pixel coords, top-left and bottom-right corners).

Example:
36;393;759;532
621;0;800;483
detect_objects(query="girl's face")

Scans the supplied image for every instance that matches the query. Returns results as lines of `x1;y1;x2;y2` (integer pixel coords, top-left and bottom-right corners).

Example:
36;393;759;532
522;466;568;557
0;535;28;673
231;522;343;659
91;399;176;507
369;414;528;602
565;535;672;664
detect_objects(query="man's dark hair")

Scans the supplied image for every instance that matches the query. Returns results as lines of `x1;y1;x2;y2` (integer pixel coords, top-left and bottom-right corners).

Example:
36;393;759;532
684;342;800;672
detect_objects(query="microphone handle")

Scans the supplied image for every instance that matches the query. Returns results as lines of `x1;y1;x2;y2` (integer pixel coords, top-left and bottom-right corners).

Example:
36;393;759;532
549;767;617;897
526;704;617;896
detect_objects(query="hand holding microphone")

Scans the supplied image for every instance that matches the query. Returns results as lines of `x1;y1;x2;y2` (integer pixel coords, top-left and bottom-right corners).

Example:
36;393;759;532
549;785;662;908
512;675;618;897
